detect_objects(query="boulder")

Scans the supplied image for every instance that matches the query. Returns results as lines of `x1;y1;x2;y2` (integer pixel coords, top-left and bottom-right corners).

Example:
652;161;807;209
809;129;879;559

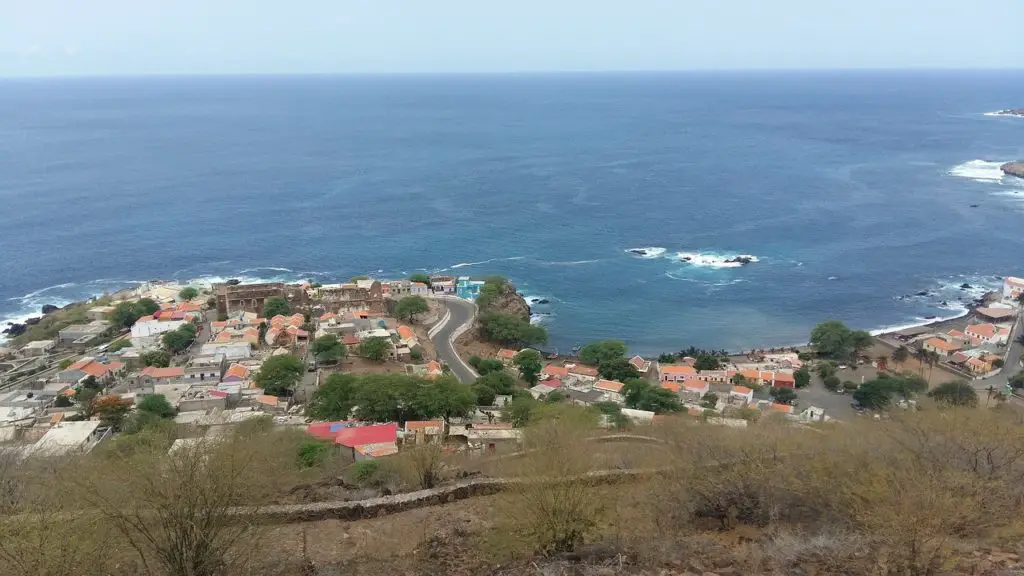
41;304;59;315
24;317;41;326
1001;161;1024;179
2;323;27;337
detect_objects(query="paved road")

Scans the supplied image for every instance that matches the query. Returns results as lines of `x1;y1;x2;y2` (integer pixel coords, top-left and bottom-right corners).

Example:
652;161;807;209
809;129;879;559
430;296;478;384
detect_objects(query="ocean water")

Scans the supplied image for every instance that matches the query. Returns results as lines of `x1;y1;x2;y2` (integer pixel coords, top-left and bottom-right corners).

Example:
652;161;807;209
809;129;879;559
1;71;1023;354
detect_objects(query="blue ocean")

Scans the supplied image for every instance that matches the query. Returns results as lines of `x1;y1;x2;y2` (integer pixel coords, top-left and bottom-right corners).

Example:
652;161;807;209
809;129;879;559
1;71;1023;354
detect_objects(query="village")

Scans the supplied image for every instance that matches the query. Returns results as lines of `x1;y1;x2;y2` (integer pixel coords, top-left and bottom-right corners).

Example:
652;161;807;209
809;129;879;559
0;272;1021;464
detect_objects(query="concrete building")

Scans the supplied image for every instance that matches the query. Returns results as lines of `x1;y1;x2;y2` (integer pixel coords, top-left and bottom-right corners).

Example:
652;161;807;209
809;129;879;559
199;343;252;360
213;282;286;316
130;317;186;348
1003;277;1024;306
28;420;104;457
87;306;115;322
456;277;486;300
318;280;385;315
57;358;124;384
19;340;55;357
185;354;226;383
57;321;110;346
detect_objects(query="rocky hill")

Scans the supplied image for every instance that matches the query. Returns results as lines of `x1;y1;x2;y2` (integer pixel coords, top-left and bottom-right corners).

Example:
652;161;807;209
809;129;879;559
476;278;530;321
1001;161;1024;179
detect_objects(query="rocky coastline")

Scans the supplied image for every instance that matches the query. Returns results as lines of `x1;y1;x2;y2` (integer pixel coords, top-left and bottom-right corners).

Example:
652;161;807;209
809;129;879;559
2;303;72;337
992;108;1024;118
1001;161;1024;179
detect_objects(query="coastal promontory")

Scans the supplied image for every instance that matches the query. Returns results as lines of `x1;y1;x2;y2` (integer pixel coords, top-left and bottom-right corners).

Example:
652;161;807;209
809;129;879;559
1001;161;1024;179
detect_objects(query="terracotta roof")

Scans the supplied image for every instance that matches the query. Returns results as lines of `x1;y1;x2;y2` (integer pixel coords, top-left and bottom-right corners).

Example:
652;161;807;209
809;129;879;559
342;334;358;346
773;372;796;383
224;364;249;380
405;420;444;433
141;366;184;379
335;423;398;448
947;330;966;339
497;348;518;359
289;313;305;327
425;360;442;373
270;315;288;328
661;382;682;393
770;403;794;414
629;355;648;370
215;331;233;343
257;395;279;406
568;364;599;377
966;323;997;338
951;352;970;364
661;365;696;374
69;358;91;370
685;381;710;392
397;325;415;341
924;338;960;352
77;359;123;378
732;386;753;395
319;312;336;321
977;307;1016;320
595;379;624;393
543;364;569;377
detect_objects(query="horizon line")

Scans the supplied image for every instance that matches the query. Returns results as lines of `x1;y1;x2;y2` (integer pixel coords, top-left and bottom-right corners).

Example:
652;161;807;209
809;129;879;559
2;66;1024;80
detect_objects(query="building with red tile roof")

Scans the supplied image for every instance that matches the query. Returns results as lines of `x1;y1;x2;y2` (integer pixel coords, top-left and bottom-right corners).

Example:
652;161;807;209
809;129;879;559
595;379;624;393
57;358;125;384
923;337;962;357
542;364;569;378
628;355;651;373
660;365;697;382
222;363;250;382
567;364;599;379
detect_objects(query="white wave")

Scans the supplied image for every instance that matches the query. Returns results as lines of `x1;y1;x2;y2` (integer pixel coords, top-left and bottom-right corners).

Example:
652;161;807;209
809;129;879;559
539;259;601;266
523;294;557;306
870;309;970;337
238;266;293;273
671;251;759;268
984;111;1024;118
7;282;78;302
948;160;1010;183
449;256;525;270
625;247;666;259
529;312;552;325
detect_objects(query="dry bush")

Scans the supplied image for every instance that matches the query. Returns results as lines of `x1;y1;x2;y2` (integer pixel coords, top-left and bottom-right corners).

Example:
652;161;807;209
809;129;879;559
395;442;446;490
494;406;607;556
71;421;307;576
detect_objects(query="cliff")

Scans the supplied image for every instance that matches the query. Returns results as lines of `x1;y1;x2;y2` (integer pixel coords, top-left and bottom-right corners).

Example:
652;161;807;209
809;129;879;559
476;279;530;322
1001;161;1024;179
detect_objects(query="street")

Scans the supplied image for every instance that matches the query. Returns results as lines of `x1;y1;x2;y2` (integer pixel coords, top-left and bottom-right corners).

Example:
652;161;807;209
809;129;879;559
429;296;478;384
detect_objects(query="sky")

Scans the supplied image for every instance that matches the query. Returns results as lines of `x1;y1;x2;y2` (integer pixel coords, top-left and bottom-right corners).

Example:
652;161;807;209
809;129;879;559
2;0;1023;76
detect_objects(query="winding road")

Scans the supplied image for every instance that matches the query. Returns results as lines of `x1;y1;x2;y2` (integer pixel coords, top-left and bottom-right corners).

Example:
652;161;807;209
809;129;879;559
429;296;478;383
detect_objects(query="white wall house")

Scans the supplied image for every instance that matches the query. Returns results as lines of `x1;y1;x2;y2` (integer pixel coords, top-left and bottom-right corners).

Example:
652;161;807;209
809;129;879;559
131;319;186;347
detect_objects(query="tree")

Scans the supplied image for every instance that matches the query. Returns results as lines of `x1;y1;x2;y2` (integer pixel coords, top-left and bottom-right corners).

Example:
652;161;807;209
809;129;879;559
597;357;640;382
815;361;838;380
731;373;748;386
137;394;176;418
636;386;683;413
770;387;798;404
306;373;359;421
502;396;535;427
177;287;199;301
891;345;910;370
310;334;345;365
824;375;841;392
54;394;73;408
394;295;429;322
546;391;567;403
92;395;133;430
468;356;505;375
161;324;196;353
140;350;170;368
794;366;811;389
928;381;978;407
409;273;432;287
108;299;159;329
993;358;1005;369
358;336;392;362
262;296;290;318
853;379;895;410
415;377;476;421
622;379;650;408
253;354;304;396
257;321;268;345
478;312;548;347
809;320;872;360
474;371;517;395
579;341;627;367
472;384;497;406
694;355;722;371
513;349;543;384
106;339;132;353
701;392;719;409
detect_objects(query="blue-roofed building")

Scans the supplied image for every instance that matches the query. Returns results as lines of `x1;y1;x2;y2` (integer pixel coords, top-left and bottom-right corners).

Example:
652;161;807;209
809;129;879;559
456;277;486;300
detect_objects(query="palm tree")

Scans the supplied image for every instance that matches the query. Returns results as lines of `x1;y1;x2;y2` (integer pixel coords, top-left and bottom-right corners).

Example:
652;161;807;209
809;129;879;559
912;347;929;377
891;345;910;372
925;350;941;382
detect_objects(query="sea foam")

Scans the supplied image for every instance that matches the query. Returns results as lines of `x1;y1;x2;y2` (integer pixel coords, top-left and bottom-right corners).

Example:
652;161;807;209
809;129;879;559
625;247;667;259
948;160;1010;183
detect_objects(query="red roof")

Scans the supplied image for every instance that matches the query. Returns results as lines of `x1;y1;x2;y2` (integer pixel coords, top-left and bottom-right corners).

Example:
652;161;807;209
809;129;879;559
543;364;569;377
342;334;358;346
306;421;350;440
568;364;599;377
334;423;398;447
141;366;185;379
629;355;647;370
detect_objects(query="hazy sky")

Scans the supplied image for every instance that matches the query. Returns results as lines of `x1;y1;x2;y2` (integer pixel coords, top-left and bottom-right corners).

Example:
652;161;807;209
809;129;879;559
2;0;1023;76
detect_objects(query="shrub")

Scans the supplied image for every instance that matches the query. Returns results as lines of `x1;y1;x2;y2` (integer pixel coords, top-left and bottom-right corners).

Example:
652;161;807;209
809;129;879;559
352;460;380;485
296;439;333;469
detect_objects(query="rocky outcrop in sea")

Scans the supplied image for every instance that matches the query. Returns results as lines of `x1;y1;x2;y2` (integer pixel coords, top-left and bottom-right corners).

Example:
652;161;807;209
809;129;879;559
1001;161;1024;179
992;108;1024;117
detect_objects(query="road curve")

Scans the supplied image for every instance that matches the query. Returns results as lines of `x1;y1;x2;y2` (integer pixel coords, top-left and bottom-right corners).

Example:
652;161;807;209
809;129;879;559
430;296;478;383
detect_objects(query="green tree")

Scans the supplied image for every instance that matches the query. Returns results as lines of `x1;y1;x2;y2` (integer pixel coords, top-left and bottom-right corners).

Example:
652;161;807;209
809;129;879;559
636;386;683;413
137;394;176;418
513;349;543;385
106;339;132;353
815;361;838;380
140;350;170;368
409;273;432;287
306;373;359;421
770;387;798;404
253;354;304;396
178;287;199;301
794;366;811;389
415;377;475;421
468;356;505;375
394;295;429;322
108;299;159;329
92;395;134;430
809;320;873;360
823;375;841;392
853;379;894;410
262;297;290;318
622;379;650;408
257;321;268;345
54;394;73;408
597;357;640;382
701;392;719;409
161;324;197;353
297;439;333;469
693;355;722;371
478;312;548;347
351;375;409;422
657;353;678;364
928;381;978;407
474;371;517;395
890;345;910;369
310;334;345;365
579;340;628;367
731;373;749;386
358;336;392;362
472;384;497;406
501;395;535;427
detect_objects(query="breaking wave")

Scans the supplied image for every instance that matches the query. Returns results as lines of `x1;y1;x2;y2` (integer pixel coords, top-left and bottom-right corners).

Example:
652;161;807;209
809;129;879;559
625;247;666;259
671;252;759;269
445;256;526;270
948;160;1012;183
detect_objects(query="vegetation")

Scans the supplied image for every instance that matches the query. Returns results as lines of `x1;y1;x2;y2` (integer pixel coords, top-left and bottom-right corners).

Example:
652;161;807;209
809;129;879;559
394;295;429;322
262;296;290;318
478;312;548;347
177;287;199;301
823;374;841;392
108;298;160;329
809;320;873;360
296;438;333;469
468;355;505;375
793;365;810;388
310;334;345;364
658;352;679;363
358;336;392;362
770;387;798;404
621;379;682;413
105;338;132;353
306;373;475;422
513;349;542;384
140;350;170;368
253;354;304;396
92;395;134;430
58;358;74;370
136;393;176;419
408;273;431;286
693;355;722;371
475;276;509;311
579;340;627;366
700;392;719;409
473;371;517;397
597;357;640;382
928;381;979;407
161;323;197;353
501;395;537;427
852;373;928;410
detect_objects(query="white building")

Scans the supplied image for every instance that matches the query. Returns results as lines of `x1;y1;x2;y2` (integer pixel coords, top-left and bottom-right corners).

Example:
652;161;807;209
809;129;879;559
19;340;55;357
130;318;186;347
28;420;104;457
199;343;252;360
1003;277;1024;306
